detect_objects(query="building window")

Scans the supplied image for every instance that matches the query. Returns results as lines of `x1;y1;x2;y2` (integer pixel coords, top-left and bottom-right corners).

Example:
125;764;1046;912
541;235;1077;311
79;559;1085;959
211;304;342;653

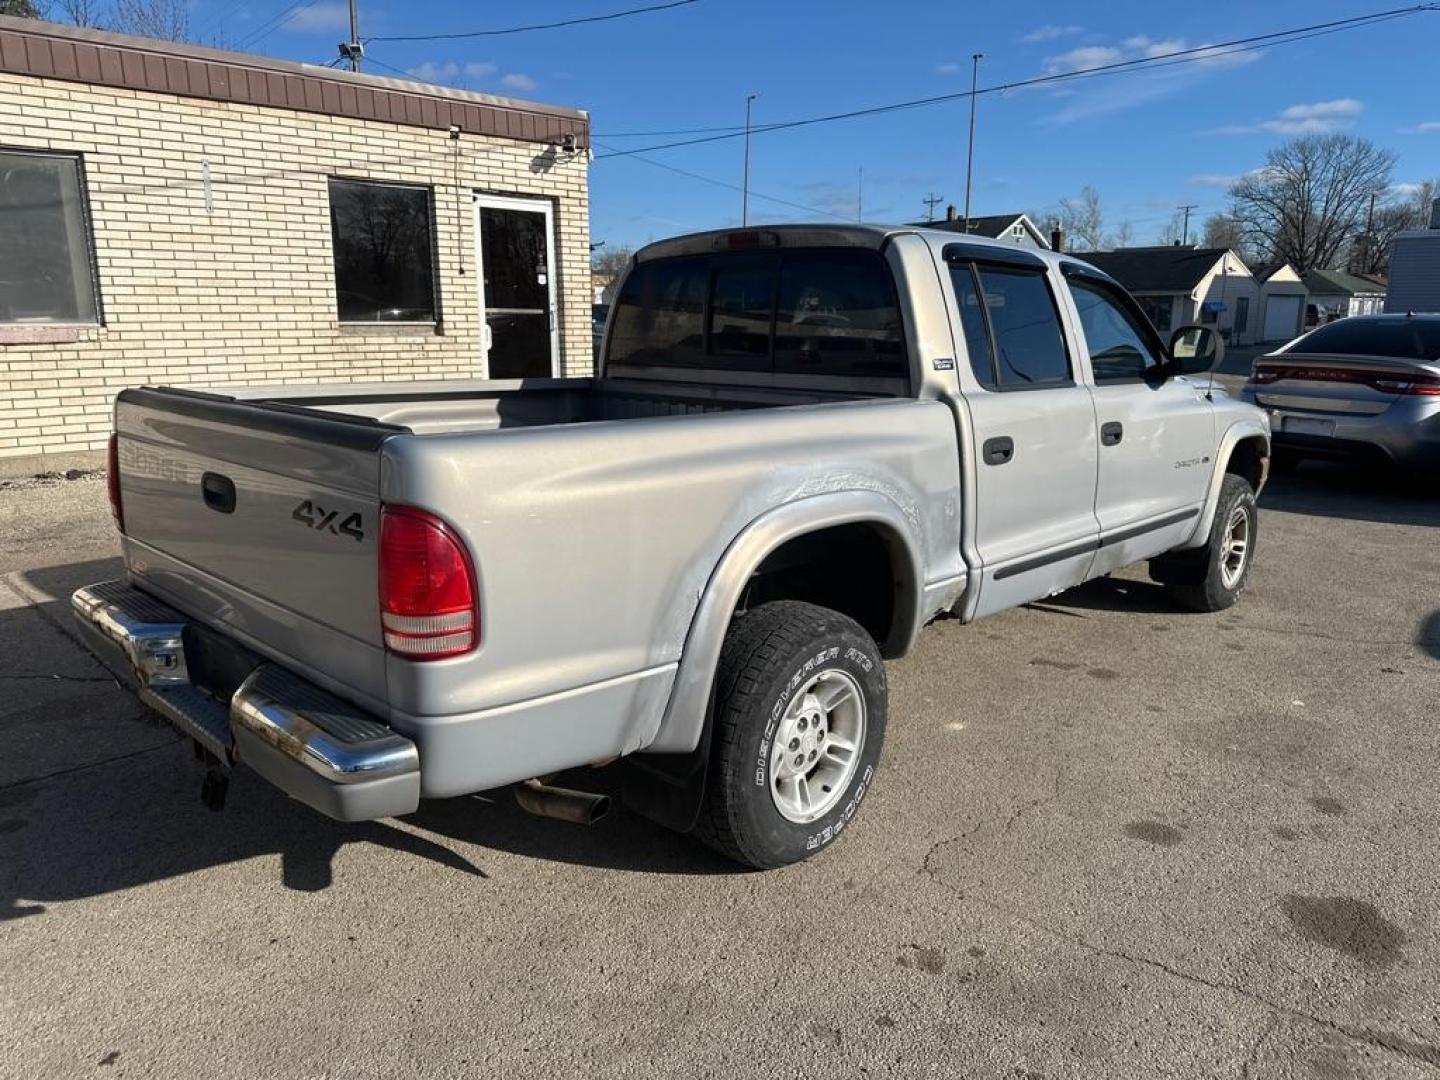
0;149;100;324
328;177;437;323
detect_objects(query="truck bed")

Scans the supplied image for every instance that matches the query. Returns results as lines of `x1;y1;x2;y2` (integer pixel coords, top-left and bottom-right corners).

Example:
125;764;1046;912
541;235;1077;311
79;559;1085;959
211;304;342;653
229;375;902;435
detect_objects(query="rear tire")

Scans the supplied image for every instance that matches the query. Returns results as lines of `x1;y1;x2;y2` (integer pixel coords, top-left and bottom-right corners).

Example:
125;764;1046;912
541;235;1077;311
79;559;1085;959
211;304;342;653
693;601;887;870
1150;474;1258;612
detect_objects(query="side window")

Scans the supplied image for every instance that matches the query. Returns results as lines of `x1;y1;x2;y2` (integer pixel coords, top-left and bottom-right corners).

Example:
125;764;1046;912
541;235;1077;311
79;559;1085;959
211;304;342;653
976;267;1070;387
1137;295;1173;333
0;148;100;324
774;251;907;378
1067;278;1163;382
708;257;776;362
608;256;706;366
329;177;436;322
948;264;996;386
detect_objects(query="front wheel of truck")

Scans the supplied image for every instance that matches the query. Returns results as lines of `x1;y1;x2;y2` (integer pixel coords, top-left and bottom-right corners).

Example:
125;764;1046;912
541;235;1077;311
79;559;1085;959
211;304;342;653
693;601;887;870
1149;473;1258;612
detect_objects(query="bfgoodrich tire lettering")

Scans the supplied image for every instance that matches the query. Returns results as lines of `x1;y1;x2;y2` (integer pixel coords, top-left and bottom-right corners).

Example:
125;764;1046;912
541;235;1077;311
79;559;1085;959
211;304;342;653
694;601;887;869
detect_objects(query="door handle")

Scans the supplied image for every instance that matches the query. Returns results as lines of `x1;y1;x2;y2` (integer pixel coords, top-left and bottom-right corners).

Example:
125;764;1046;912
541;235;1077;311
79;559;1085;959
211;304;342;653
1100;421;1124;446
200;472;236;514
982;436;1015;466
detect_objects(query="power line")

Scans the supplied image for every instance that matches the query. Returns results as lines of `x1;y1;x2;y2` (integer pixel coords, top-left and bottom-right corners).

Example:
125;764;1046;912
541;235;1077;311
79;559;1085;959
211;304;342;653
593;141;848;222
235;0;323;50
593;5;1436;160
367;0;700;44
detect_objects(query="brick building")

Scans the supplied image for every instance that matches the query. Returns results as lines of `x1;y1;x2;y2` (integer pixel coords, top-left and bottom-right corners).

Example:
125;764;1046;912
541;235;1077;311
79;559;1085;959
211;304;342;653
0;16;592;470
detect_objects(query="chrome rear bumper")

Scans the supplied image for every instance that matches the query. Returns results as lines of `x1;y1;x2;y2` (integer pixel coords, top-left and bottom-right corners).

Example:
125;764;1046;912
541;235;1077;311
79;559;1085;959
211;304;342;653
72;580;419;821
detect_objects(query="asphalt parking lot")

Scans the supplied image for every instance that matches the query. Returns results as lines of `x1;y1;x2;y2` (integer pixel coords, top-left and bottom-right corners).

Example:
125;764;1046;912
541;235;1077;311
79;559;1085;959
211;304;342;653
2;464;1438;1079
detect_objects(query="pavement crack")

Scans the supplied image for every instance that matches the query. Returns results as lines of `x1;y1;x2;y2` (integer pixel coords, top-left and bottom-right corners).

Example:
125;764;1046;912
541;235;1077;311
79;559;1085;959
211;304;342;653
958;895;1440;1074
0;737;179;794
0;673;115;684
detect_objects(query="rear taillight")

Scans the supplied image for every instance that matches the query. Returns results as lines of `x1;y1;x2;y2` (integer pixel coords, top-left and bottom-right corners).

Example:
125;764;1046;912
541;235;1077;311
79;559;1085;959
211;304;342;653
1250;364;1440;395
378;505;478;660
106;433;125;534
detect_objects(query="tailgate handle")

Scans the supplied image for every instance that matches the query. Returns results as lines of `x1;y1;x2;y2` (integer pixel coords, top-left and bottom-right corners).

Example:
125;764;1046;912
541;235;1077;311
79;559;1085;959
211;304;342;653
201;472;237;514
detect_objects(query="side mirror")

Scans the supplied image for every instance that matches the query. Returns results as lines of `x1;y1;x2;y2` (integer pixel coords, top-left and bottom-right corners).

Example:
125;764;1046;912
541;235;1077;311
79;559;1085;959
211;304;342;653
1167;324;1224;377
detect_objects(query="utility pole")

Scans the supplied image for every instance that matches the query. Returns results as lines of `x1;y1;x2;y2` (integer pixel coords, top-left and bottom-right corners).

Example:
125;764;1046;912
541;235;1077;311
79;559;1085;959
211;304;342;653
963;53;983;233
857;166;864;223
1358;190;1378;272
922;192;944;222
742;92;758;227
1178;203;1198;246
338;0;363;72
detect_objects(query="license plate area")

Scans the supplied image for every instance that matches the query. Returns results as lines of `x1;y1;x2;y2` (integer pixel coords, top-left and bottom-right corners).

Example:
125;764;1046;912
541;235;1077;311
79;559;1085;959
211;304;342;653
181;621;263;702
1283;416;1335;437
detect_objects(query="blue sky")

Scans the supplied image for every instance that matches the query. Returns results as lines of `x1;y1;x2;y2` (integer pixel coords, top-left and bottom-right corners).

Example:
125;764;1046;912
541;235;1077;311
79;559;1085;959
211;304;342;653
208;0;1440;250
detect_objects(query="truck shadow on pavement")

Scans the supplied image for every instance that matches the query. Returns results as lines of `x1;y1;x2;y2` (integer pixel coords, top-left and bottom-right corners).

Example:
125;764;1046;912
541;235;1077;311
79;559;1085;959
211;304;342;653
1;559;732;918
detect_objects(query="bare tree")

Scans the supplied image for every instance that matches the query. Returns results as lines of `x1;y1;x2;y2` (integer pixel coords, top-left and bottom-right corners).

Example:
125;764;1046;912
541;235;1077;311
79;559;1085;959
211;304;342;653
1202;212;1248;256
1156;211;1187;247
110;0;188;40
55;0;102;26
1352;179;1437;277
1226;135;1396;274
0;0;46;16
1110;220;1135;249
1055;186;1105;251
591;245;635;281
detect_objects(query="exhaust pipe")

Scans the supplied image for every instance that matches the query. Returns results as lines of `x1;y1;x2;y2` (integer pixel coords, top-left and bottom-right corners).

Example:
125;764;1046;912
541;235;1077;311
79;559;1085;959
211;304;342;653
514;778;611;826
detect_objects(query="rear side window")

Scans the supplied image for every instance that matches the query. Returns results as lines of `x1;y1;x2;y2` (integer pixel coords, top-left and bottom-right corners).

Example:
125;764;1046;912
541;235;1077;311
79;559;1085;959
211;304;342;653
1292;318;1440;361
607;249;908;382
949;264;996;385
974;267;1070;387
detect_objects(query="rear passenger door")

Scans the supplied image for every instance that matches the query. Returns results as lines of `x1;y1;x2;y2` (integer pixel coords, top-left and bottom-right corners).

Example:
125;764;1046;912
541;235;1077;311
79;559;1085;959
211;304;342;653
946;251;1101;617
1059;267;1215;575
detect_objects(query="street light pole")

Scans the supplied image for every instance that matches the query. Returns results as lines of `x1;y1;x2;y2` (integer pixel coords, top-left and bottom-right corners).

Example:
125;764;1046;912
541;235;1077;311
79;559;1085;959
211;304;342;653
742;92;758;226
963;53;983;233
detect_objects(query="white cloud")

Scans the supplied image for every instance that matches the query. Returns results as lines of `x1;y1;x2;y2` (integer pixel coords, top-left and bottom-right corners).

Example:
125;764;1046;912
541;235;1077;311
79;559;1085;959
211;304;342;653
1022;24;1082;44
1043;45;1122;75
1405;121;1440;133
1188;166;1280;189
1391;181;1425;197
1190;172;1243;188
501;72;538;93
404;60;499;85
935;62;960;75
406;61;459;83
282;1;353;32
1043;35;1256;77
1212;98;1364;136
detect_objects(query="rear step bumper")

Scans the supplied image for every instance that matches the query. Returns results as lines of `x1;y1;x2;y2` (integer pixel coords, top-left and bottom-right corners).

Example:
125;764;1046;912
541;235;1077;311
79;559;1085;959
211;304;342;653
72;580;420;822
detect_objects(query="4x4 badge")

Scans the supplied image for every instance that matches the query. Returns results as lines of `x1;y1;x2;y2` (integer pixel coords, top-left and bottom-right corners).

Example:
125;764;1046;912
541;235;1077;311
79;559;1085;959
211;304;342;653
292;499;364;542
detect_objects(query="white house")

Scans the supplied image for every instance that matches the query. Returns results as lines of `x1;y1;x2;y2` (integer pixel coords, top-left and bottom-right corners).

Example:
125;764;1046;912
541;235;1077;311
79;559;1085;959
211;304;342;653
914;207;1051;248
1079;247;1262;345
1302;269;1387;322
1252;262;1309;342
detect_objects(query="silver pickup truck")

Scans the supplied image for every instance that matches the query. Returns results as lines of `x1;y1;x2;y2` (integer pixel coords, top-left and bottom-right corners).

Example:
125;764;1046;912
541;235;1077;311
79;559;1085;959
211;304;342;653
75;225;1269;869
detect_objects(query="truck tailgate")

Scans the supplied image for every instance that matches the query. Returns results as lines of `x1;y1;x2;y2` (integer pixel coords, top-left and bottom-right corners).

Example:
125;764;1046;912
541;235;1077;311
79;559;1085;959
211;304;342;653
113;388;403;711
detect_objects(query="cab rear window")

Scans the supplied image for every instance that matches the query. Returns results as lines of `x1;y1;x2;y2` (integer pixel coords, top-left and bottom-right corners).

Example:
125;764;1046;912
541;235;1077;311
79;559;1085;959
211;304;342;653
607;249;908;381
1292;319;1440;361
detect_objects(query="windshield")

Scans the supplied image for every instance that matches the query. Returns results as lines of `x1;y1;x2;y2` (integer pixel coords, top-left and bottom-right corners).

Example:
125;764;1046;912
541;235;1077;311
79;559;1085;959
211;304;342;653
1289;318;1440;362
